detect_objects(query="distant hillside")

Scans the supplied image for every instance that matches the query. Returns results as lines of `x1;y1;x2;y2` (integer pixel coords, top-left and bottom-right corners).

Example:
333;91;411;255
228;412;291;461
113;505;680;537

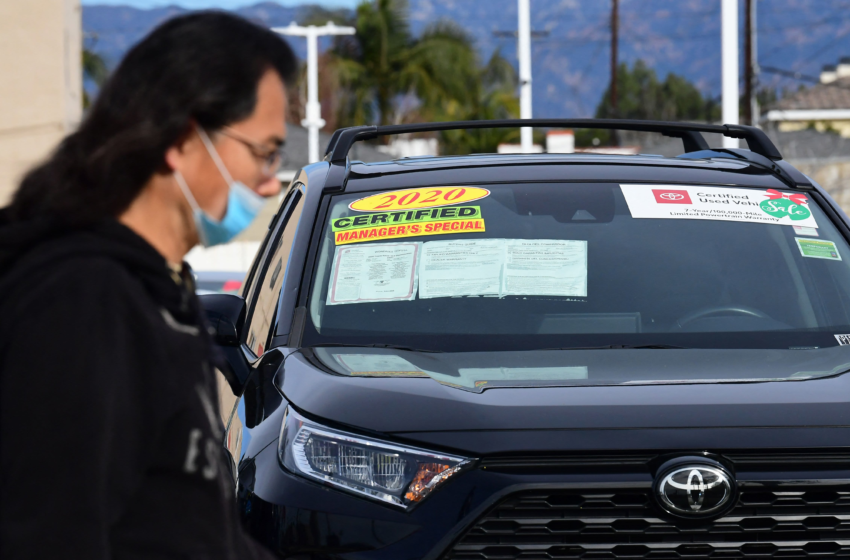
83;0;850;119
84;3;305;63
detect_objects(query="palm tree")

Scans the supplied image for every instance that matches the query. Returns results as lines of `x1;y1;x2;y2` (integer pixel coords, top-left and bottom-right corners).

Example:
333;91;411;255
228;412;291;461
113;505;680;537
328;0;519;154
330;0;479;127
438;50;521;155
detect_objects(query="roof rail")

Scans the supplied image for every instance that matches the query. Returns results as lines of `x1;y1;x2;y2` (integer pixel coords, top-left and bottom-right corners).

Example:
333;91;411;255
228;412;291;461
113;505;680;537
324;119;783;164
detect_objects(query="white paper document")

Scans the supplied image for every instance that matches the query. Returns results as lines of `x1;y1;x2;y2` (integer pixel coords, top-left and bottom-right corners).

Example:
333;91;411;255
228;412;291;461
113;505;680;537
327;242;420;305
620;184;819;229
502;239;588;297
333;354;427;376
419;239;504;299
458;366;589;381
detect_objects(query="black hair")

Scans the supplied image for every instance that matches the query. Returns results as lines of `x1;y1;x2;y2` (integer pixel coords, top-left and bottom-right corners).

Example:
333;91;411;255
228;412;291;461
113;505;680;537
8;11;298;224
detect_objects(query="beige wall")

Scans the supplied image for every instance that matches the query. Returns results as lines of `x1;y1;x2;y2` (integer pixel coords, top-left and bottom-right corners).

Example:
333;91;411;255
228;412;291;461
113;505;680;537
778;120;850;138
0;0;81;206
793;159;850;212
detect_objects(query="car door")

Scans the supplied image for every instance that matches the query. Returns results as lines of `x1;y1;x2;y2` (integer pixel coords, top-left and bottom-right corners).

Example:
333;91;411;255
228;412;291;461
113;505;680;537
218;180;306;479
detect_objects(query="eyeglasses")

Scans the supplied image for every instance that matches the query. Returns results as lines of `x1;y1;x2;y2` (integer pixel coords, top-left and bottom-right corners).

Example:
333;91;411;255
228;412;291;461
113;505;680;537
219;127;286;177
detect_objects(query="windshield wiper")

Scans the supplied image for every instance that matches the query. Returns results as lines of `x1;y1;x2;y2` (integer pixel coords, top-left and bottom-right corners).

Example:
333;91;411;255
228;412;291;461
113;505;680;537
540;344;690;350
306;343;444;353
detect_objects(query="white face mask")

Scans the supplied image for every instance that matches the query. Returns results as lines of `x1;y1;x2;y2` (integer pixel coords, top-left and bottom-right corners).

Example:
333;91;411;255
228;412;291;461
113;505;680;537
174;126;266;247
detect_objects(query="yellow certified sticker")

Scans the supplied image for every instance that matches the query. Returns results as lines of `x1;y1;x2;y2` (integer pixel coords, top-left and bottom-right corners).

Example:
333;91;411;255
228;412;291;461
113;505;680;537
349;186;490;212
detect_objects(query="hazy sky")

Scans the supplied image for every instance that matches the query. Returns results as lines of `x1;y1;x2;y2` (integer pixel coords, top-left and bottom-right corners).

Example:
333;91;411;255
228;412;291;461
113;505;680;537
81;0;360;8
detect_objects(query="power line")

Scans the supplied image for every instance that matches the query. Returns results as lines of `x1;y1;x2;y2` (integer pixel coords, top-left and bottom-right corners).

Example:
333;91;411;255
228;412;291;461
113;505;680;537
493;30;549;39
759;11;850;62
760;65;850;91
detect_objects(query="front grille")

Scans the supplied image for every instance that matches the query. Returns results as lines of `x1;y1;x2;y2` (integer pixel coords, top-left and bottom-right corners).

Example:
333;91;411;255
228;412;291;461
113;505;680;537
445;486;850;559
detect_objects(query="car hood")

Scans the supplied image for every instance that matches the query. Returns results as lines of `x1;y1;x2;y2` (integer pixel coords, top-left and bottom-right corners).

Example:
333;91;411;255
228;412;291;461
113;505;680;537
278;347;850;454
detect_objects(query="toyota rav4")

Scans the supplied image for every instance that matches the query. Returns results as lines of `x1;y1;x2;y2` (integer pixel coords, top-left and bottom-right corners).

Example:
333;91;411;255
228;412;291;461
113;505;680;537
203;119;850;560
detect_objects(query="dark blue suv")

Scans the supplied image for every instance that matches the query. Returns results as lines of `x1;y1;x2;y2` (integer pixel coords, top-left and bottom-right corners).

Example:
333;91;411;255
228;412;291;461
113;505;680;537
203;120;850;559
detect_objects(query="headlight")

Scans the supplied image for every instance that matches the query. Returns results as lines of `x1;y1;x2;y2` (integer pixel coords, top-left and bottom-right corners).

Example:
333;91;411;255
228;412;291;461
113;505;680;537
278;406;472;508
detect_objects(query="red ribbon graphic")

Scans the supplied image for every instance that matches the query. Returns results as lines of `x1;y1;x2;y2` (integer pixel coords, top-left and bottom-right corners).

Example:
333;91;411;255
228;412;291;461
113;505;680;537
765;189;807;205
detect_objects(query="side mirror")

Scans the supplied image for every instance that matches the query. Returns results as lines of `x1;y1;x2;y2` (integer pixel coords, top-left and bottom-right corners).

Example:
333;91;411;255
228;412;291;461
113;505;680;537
200;293;246;346
200;294;250;394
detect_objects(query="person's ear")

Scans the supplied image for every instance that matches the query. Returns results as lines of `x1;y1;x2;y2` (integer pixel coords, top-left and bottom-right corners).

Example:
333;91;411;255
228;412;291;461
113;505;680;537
164;123;198;173
255;176;282;197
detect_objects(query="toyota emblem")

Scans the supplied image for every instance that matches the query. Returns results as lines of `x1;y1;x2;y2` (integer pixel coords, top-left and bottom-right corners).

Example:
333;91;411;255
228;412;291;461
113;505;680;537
654;462;735;518
660;192;685;200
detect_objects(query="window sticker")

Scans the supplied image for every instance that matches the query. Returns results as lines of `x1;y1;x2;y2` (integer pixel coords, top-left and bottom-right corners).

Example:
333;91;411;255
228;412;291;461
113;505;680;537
333;354;428;376
418;238;588;299
795;238;841;261
620;184;819;228
503;239;588;297
349;186;490;212
327;242;420;305
793;225;819;237
419;239;504;299
334;218;485;245
459;367;589;382
835;334;850;346
333;206;484;244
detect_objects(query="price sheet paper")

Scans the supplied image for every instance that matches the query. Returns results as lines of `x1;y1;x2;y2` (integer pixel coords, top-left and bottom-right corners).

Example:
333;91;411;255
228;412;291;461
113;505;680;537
419;239;588;299
333;354;428;377
327;242;420;305
419;239;504;299
503;239;588;297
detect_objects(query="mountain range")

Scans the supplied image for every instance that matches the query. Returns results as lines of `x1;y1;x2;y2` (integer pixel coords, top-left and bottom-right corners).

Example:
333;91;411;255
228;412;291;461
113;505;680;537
83;0;850;119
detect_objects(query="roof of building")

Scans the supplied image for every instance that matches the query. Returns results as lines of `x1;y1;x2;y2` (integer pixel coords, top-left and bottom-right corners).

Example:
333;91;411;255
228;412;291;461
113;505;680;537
569;128;850;162
768;77;850;112
766;127;850;161
281;123;388;171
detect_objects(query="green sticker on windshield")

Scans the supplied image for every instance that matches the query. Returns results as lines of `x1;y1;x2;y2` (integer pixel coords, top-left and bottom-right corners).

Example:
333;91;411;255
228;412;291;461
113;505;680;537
760;198;812;221
796;238;841;261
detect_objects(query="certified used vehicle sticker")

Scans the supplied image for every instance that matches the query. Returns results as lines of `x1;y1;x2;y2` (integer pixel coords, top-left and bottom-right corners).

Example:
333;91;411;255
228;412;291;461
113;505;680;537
333;206;485;245
349;186;490;212
795;238;841;260
620;184;819;228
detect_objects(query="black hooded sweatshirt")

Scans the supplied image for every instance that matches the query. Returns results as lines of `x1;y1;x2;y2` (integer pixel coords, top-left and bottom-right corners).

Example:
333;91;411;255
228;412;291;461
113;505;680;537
0;210;275;560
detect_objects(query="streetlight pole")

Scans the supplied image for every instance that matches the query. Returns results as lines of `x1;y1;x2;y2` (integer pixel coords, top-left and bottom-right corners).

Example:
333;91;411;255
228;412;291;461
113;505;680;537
721;0;739;148
610;0;619;146
274;21;355;163
517;0;533;153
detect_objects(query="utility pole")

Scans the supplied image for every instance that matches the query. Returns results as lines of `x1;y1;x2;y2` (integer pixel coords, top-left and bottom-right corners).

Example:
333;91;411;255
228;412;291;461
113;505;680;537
610;0;619;145
750;0;760;126
518;0;533;153
274;21;355;163
721;0;739;148
743;0;752;125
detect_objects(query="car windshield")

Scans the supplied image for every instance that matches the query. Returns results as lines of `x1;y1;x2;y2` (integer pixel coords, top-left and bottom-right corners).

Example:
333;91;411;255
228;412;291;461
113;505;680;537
304;182;850;355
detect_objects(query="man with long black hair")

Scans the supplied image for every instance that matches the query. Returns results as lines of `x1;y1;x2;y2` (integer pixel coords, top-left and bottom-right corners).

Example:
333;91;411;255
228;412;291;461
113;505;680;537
0;12;296;559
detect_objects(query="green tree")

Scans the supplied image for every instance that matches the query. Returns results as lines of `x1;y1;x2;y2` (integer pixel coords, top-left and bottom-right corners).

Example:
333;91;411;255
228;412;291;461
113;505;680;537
331;0;478;128
579;60;720;146
300;5;353;26
328;0;518;154
82;48;108;109
439;50;521;154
